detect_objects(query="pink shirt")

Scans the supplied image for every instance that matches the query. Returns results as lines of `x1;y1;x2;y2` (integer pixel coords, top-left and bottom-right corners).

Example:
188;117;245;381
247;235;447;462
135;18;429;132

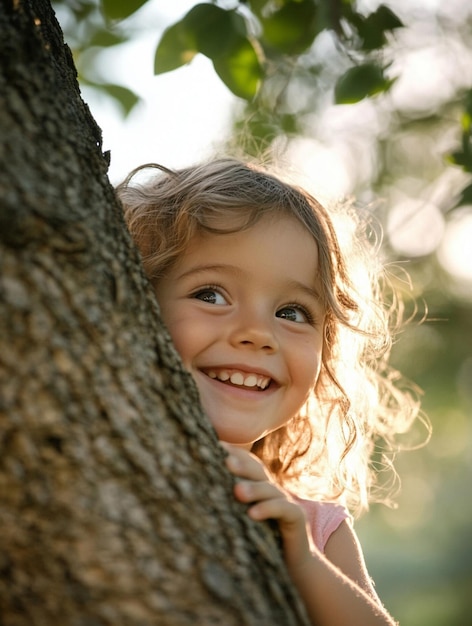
294;496;351;553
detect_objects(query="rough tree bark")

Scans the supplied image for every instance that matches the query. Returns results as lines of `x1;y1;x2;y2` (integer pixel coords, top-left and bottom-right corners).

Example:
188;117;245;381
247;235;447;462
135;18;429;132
0;1;310;624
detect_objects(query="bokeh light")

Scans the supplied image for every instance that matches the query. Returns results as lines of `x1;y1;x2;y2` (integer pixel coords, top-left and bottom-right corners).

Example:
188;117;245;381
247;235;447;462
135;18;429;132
437;209;472;282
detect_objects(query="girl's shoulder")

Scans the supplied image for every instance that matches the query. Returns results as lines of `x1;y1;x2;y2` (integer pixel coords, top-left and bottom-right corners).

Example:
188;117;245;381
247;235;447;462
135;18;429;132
292;495;351;553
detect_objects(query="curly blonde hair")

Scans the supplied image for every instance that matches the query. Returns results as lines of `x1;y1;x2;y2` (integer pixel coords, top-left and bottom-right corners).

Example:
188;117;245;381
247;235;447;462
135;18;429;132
116;158;422;515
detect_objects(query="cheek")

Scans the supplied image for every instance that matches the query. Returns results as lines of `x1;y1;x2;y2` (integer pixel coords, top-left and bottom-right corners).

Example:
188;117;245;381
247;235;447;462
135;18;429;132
164;320;195;365
162;311;212;368
292;343;322;392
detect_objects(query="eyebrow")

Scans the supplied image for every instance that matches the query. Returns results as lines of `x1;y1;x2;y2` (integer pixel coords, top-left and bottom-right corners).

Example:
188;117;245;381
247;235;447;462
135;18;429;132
176;263;244;281
286;280;323;304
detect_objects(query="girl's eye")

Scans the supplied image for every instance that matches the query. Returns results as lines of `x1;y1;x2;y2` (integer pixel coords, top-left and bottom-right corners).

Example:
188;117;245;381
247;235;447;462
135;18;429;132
193;288;227;305
276;305;313;324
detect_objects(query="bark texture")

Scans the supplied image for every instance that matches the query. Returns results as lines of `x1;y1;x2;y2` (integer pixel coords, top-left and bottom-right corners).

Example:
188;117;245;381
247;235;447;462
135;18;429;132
0;1;310;624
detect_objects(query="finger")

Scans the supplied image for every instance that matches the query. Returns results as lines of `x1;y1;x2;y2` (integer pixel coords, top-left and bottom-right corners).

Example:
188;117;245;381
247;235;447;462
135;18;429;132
234;479;283;504
247;496;305;527
221;444;269;481
226;454;267;481
233;481;304;527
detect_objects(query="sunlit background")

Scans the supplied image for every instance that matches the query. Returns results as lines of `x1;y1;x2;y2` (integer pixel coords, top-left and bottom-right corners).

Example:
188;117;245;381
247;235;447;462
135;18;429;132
54;1;472;623
64;0;472;285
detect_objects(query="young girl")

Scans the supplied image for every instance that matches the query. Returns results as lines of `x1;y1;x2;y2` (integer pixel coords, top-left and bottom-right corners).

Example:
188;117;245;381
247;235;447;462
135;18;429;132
117;158;421;625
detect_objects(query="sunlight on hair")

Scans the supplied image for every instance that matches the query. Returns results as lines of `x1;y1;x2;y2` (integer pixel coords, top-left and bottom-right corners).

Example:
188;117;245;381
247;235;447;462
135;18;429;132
118;157;425;517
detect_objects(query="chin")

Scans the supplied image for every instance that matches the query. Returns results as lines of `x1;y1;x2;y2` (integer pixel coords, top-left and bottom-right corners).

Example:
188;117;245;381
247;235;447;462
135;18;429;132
211;427;254;448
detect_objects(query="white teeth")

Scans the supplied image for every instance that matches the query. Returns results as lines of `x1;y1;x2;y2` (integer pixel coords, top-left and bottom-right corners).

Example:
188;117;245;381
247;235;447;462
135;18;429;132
260;377;270;390
244;375;258;387
230;372;244;386
207;369;271;390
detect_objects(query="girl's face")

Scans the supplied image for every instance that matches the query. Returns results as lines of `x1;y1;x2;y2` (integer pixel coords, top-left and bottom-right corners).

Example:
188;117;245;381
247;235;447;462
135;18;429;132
155;214;325;447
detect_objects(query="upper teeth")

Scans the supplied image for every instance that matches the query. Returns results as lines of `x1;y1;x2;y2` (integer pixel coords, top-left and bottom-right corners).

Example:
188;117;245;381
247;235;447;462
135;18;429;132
207;370;270;390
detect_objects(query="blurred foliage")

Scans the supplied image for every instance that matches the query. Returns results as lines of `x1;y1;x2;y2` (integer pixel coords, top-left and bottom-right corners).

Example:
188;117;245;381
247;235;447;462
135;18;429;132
356;258;472;625
53;1;472;202
52;1;472;624
154;4;263;100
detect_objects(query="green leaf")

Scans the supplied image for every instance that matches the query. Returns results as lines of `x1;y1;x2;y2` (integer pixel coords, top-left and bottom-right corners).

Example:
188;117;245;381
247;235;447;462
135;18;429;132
370;4;403;31
213;36;263;100
100;0;148;21
154;3;264;98
88;29;127;48
98;83;140;116
181;4;247;60
260;0;318;55
154;4;249;75
334;63;393;104
449;102;472;172
449;132;472;172
359;5;404;51
154;20;198;74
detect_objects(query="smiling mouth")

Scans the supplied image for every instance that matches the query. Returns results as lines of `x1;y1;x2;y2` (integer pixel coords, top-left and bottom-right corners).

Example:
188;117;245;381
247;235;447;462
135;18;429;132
204;369;271;391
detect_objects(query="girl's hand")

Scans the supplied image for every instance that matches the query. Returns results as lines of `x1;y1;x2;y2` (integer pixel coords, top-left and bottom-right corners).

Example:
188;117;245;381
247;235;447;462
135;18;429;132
222;443;398;626
221;442;314;574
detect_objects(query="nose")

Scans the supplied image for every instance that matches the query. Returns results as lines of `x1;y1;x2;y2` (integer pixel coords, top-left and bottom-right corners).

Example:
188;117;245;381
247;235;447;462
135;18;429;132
228;306;279;352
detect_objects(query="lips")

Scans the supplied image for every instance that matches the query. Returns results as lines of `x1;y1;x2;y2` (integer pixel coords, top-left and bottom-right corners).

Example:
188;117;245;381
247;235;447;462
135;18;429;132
204;368;271;390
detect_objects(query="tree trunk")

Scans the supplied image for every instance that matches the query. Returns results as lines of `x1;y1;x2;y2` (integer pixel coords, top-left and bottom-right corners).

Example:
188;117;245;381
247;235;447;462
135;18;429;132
0;1;309;624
